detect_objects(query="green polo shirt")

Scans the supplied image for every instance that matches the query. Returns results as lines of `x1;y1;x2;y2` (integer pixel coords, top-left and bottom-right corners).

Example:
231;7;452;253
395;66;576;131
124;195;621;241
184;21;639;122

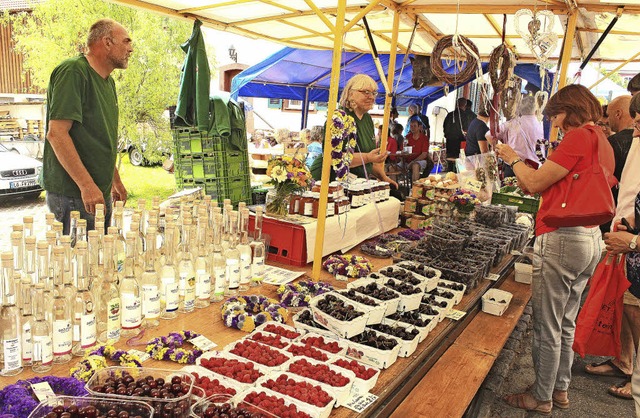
310;108;376;181
43;55;118;199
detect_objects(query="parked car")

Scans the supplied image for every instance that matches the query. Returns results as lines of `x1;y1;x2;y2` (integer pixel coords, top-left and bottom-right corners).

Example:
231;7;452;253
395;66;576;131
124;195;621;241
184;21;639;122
0;142;43;200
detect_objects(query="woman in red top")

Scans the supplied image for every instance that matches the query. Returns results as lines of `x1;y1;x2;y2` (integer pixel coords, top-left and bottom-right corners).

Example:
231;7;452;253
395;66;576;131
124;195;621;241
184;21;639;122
496;84;615;415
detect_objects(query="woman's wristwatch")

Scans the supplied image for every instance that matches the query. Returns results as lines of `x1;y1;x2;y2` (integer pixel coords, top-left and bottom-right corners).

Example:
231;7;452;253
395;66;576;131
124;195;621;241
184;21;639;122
630;234;639;251
510;158;523;167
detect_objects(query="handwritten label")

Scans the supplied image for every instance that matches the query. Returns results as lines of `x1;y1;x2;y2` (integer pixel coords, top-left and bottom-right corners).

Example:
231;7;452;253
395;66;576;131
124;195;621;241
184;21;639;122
445;309;467;321
190;335;217;351
127;349;151;363
335;274;349;282
485;273;500;281
465;179;483;192
511;250;523;256
31;382;56;401
344;393;379;413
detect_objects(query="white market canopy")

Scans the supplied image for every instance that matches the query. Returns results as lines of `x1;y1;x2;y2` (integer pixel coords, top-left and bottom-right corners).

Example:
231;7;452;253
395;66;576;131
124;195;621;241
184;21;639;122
108;0;640;65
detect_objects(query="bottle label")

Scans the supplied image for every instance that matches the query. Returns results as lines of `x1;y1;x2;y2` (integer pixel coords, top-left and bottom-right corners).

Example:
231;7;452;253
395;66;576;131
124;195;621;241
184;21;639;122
161;278;179;312
53;320;72;355
106;298;121;340
196;270;211;300
213;268;226;295
327;202;334;216
303;201;313;216
142;285;160;318
251;257;265;281
180;273;195;310
32;336;53;365
22;322;32;362
239;253;251;284
2;338;21;372
81;313;96;348
121;293;142;329
226;259;240;289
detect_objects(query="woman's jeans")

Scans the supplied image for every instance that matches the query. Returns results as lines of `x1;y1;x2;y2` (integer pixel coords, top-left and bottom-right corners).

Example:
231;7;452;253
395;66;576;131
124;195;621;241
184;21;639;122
530;226;602;402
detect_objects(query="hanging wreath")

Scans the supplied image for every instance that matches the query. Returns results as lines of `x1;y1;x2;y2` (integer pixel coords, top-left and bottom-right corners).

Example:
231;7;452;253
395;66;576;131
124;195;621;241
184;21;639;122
488;44;514;93
430;35;479;85
501;78;523;121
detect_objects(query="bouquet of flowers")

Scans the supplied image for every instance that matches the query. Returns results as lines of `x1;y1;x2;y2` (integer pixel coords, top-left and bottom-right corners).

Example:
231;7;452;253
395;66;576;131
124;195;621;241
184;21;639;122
265;155;312;217
449;189;481;213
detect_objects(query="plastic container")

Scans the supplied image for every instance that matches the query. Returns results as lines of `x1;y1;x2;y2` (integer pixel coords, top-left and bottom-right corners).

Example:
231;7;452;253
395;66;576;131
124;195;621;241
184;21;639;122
255;372;336;417
335;289;386;324
197;350;267;384
234;387;319;418
248;214;307;266
180;365;247;399
347;278;401;316
86;367;194;418
345;328;401;369
330;357;381;396
491;191;540;216
224;339;292;370
514;247;534;284
189;393;278;418
309;292;369;338
292;308;337;338
29;396;154;418
255;321;304;340
295;331;348;357
482;289;513;316
283;356;356;407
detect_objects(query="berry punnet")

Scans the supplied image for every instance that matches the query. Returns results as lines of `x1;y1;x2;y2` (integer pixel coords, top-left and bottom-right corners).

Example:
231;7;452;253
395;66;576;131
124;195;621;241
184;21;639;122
199;356;263;384
261;374;333;408
263;323;301;339
191;372;237;398
229;339;289;367
287;358;350;387
332;358;378;380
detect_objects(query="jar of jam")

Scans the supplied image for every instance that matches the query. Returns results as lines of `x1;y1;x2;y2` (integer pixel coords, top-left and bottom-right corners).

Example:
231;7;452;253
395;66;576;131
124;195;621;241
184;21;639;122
328;181;340;199
380;182;391;201
289;193;302;215
334;182;345;198
412;183;423;198
312;181;322;193
404;197;417;213
336;197;350;215
326;196;335;217
311;192;320;218
373;181;383;202
350;185;364;209
300;192;315;217
362;182;373;205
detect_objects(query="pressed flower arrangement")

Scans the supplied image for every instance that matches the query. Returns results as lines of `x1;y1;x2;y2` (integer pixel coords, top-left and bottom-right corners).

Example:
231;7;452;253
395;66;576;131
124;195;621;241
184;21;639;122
330;109;358;181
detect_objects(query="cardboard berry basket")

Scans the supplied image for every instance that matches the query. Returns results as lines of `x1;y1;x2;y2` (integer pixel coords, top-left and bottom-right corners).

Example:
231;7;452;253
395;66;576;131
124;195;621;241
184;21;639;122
334;288;387;325
435;279;467;304
377;265;431;293
233;387;319;418
197;350;269;384
190;393;278;418
425;287;458;307
292;308;338;339
29;396;154;418
223;339;293;371
284;341;336;363
330;356;381;396
368;322;420;358
395;260;442;283
295;331;348;357
381;277;423;312
309;292;370;339
244;330;291;350
255;371;336;418
421;293;454;317
417;303;445;324
385;312;436;343
482;289;513;316
180;364;248;399
347;277;401;316
345;328;402;369
254;321;305;340
282;356;356;407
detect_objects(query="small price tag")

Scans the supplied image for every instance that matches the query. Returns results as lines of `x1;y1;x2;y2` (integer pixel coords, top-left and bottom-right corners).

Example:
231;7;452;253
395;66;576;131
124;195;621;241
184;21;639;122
511;250;523;256
128;349;151;362
445;309;467;321
190;335;217;351
344;392;379;413
335;274;349;282
31;382;56;401
486;273;500;281
465;179;483;192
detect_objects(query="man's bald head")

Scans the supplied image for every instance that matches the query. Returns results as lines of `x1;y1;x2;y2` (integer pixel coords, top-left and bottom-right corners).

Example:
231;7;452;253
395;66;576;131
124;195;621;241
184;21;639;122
608;95;633;133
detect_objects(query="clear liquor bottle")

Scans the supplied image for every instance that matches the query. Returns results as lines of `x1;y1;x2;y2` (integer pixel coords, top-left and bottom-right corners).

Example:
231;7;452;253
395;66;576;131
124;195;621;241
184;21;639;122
69;210;80;247
36;240;53;327
87;230;101;294
72;242;96;355
132;214;146;254
210;213;227;302
24;236;37;285
194;217;211;309
45;213;55;232
52;222;63;244
140;226;160;328
250;206;266;286
129;220;144;278
19;278;32;367
108;225;126;275
177;219;196;313
60;235;74;288
51;246;72;364
31;283;53;373
120;232;142;336
76;219;88;245
237;208;252;292
0;252;23;376
159;222;179;319
23;216;34;238
10;231;26;281
137;199;148;236
97;235;121;344
225;211;241;296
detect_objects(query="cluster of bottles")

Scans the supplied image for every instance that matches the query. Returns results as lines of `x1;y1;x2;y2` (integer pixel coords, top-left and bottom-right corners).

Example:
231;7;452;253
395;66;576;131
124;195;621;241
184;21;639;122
0;196;267;376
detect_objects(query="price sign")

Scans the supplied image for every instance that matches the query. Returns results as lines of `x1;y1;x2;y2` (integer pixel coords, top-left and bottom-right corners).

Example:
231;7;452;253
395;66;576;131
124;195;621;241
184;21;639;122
446;309;467;321
485;273;500;281
128;349;151;362
465;179;483;192
31;382;56;401
189;335;217;351
344;393;379;413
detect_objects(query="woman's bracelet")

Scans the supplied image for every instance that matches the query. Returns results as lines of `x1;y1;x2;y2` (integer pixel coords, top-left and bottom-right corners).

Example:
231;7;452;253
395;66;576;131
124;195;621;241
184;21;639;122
510;158;523;167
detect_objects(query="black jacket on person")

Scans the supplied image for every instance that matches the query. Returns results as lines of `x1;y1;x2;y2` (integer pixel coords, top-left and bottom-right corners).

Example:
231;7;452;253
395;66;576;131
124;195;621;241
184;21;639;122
600;128;634;234
443;108;476;158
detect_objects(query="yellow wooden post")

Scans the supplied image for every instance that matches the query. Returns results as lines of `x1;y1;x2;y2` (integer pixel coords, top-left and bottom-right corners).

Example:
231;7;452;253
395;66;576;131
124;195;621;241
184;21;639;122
311;0;346;280
550;9;578;142
589;51;640;90
379;9;400;154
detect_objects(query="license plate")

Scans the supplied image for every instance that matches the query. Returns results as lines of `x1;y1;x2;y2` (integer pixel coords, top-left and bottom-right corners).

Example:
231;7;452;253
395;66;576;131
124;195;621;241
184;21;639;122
10;179;37;189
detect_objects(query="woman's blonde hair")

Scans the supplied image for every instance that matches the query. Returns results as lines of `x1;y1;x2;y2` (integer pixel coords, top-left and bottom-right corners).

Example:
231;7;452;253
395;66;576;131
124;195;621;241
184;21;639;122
339;74;378;110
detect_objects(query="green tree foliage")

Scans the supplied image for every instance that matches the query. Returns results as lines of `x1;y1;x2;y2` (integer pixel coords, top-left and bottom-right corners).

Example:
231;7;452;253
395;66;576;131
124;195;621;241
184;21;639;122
2;0;215;164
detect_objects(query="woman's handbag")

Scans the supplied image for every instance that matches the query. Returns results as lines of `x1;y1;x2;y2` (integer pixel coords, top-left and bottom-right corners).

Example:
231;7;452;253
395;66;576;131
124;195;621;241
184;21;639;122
541;129;616;227
573;253;629;358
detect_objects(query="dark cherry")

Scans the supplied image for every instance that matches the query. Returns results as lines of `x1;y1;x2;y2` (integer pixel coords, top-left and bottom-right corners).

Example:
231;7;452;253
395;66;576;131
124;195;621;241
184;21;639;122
171;376;182;385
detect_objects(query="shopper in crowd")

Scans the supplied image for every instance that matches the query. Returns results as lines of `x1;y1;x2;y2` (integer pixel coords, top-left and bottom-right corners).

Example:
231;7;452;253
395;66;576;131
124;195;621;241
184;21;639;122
250;130;270;149
309;74;397;188
403;104;422;136
465;101;492;156
597;104;613;137
490;95;543;177
305;125;323;168
443;97;475;159
628;73;640;94
43;18;131;234
416;104;431;140
496;84;615;415
592;92;640;403
405;119;432;181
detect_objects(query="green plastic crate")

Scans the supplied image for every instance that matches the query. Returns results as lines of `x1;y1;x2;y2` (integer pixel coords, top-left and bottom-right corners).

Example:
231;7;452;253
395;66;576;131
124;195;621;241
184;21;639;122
223;151;250;177
204;178;225;201
176;156;193;177
225;175;252;205
491;192;540;215
192;155;204;178
203;153;225;178
202;136;225;153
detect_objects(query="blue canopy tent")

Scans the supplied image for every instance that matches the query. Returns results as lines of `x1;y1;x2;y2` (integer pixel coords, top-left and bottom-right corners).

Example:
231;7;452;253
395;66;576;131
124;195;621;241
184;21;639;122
230;47;554;129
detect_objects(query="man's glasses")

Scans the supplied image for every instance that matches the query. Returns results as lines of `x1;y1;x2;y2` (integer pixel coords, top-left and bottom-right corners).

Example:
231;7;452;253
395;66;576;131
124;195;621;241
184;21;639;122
356;90;378;97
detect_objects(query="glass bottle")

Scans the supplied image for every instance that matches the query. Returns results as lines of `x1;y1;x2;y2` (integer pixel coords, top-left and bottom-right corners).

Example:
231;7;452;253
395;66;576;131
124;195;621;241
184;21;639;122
70;210;80;247
23;216;34;238
45;213;55;232
19;278;32;367
31;283;53;373
24;236;37;284
129;220;144;278
210;213;226;302
237;208;252;292
36;240;53;327
10;230;26;280
97;235;121;344
52;222;63;244
120;232;142;336
60;235;74;288
72;242;97;355
225;211;241;296
159;222;179;319
0;252;23;376
141;226;160;329
87;230;101;293
178;219;196;313
137;199;148;236
108;225;126;274
76;219;88;245
194;218;211;309
250;207;266;286
51;246;72;364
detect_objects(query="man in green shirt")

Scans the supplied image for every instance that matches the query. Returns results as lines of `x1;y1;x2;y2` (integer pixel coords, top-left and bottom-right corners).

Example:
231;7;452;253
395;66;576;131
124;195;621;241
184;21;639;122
44;18;131;234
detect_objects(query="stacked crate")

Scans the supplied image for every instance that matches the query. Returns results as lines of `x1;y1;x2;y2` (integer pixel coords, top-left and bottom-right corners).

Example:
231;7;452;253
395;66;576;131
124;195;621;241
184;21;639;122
173;127;252;205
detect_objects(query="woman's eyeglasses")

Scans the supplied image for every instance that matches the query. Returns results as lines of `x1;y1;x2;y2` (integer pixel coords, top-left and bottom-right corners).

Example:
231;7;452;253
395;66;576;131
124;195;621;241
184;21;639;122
633;120;640;130
356;90;378;97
